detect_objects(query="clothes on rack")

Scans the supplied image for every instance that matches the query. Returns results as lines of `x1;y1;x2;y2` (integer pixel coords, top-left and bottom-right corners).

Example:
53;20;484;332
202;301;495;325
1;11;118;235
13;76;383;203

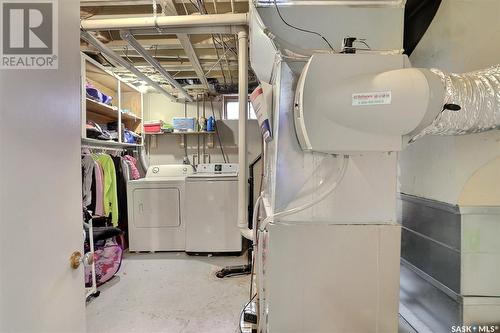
81;147;139;233
112;156;129;245
93;161;104;216
95;154;119;227
123;155;140;180
82;155;94;207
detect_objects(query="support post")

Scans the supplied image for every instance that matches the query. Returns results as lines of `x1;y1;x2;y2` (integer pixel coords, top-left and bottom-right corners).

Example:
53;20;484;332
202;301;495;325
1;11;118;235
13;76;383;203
237;30;251;240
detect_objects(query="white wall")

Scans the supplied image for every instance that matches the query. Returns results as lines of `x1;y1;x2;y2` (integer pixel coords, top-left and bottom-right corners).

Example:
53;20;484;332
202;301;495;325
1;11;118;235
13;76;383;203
144;93;262;167
399;0;500;205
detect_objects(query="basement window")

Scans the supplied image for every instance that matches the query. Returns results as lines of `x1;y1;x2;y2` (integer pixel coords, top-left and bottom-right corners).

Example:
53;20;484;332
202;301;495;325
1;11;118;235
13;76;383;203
223;95;257;120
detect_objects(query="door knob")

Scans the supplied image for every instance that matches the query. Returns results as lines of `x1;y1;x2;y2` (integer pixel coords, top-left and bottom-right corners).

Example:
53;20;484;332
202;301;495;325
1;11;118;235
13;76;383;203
70;251;82;269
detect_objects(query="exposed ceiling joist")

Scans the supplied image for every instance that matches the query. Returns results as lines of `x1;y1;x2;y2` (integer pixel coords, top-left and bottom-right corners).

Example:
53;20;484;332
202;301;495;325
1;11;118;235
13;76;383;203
162;0;209;89
120;30;194;101
102;37;235;50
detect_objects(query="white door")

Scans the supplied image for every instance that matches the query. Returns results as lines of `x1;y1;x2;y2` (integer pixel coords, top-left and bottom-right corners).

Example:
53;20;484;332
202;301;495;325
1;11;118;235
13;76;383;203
0;0;86;331
133;188;181;228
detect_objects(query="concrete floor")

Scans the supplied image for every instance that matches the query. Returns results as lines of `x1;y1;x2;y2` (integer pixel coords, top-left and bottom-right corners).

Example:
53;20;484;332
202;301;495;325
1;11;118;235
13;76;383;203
86;252;250;333
87;252;419;333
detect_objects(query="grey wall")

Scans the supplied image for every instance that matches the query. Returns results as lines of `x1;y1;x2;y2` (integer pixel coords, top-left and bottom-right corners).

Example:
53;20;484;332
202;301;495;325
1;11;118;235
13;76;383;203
399;0;500;205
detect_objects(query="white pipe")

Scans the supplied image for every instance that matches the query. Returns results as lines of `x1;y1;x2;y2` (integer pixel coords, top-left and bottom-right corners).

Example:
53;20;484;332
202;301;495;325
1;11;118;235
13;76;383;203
237;30;251;240
81;31;177;102
120;30;194;102
81;13;248;31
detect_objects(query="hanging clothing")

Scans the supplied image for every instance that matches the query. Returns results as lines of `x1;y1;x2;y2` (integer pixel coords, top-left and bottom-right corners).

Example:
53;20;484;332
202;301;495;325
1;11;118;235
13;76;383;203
112;156;129;245
88;166;97;214
123;155;140;180
94;161;104;216
121;158;131;182
95;154;119;226
82;155;94;207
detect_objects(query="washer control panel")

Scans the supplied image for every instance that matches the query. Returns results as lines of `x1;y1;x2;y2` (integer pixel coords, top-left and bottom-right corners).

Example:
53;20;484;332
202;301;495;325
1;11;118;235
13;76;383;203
196;163;239;175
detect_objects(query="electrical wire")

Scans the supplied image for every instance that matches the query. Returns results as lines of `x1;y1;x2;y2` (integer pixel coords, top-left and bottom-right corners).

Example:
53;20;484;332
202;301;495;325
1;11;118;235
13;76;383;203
273;0;335;52
239;294;257;333
209;99;229;163
356;39;372;50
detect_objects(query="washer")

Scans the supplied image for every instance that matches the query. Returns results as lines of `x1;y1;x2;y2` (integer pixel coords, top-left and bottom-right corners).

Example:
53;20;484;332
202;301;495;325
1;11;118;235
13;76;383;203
185;164;242;253
127;165;194;252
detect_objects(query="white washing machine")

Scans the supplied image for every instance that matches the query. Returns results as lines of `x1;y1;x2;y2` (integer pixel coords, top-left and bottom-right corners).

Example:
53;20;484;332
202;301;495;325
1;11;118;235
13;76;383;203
127;164;194;252
185;164;242;253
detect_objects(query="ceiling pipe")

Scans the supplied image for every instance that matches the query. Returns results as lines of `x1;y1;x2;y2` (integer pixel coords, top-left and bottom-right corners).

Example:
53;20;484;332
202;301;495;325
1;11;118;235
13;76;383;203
120;30;194;102
81;31;178;102
81;13;248;31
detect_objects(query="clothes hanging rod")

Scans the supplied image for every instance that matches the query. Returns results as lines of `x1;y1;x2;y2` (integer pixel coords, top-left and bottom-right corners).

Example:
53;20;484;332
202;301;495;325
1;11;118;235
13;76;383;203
81;144;137;152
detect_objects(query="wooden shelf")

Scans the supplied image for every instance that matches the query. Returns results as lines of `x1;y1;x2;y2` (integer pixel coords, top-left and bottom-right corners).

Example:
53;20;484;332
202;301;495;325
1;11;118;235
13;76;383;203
121;111;142;121
86;98;118;118
82;53;143;145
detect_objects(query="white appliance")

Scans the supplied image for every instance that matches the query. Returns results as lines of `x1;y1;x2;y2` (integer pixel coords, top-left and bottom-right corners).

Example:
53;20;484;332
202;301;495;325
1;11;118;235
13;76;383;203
127;164;194;252
185;164;242;253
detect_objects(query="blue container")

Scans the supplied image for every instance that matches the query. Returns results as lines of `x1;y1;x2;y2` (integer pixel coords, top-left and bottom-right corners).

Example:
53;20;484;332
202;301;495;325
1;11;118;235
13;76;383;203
172;117;196;132
207;116;215;132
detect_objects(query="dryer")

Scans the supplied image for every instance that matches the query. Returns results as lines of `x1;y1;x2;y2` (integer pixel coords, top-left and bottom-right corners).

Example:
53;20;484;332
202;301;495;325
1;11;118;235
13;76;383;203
127;165;194;252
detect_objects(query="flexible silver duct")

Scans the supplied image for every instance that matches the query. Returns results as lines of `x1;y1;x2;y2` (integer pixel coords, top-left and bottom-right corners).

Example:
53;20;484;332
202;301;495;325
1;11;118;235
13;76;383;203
412;65;500;141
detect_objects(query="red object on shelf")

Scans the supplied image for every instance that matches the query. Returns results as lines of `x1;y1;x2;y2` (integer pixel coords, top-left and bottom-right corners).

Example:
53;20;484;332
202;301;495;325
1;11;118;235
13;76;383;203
144;121;162;133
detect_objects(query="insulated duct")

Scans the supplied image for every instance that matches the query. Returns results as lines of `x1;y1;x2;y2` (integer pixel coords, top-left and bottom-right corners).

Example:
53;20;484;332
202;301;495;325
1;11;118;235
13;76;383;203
412;65;500;141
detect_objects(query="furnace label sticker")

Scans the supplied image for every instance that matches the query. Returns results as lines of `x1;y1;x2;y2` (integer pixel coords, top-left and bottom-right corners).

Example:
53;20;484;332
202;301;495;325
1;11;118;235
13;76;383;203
0;0;58;69
352;91;392;106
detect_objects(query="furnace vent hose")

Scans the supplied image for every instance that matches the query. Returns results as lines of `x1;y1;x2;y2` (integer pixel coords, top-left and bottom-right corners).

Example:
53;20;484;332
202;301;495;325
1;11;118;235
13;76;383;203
258;154;349;231
411;65;500;141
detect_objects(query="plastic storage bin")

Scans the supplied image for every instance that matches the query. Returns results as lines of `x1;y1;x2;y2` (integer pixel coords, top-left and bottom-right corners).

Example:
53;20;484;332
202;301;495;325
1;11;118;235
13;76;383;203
172;117;196;132
144;120;164;134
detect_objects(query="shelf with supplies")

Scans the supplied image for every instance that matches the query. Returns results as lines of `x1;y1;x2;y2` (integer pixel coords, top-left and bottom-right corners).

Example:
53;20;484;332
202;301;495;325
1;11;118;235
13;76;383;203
81;53;144;146
145;130;215;149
